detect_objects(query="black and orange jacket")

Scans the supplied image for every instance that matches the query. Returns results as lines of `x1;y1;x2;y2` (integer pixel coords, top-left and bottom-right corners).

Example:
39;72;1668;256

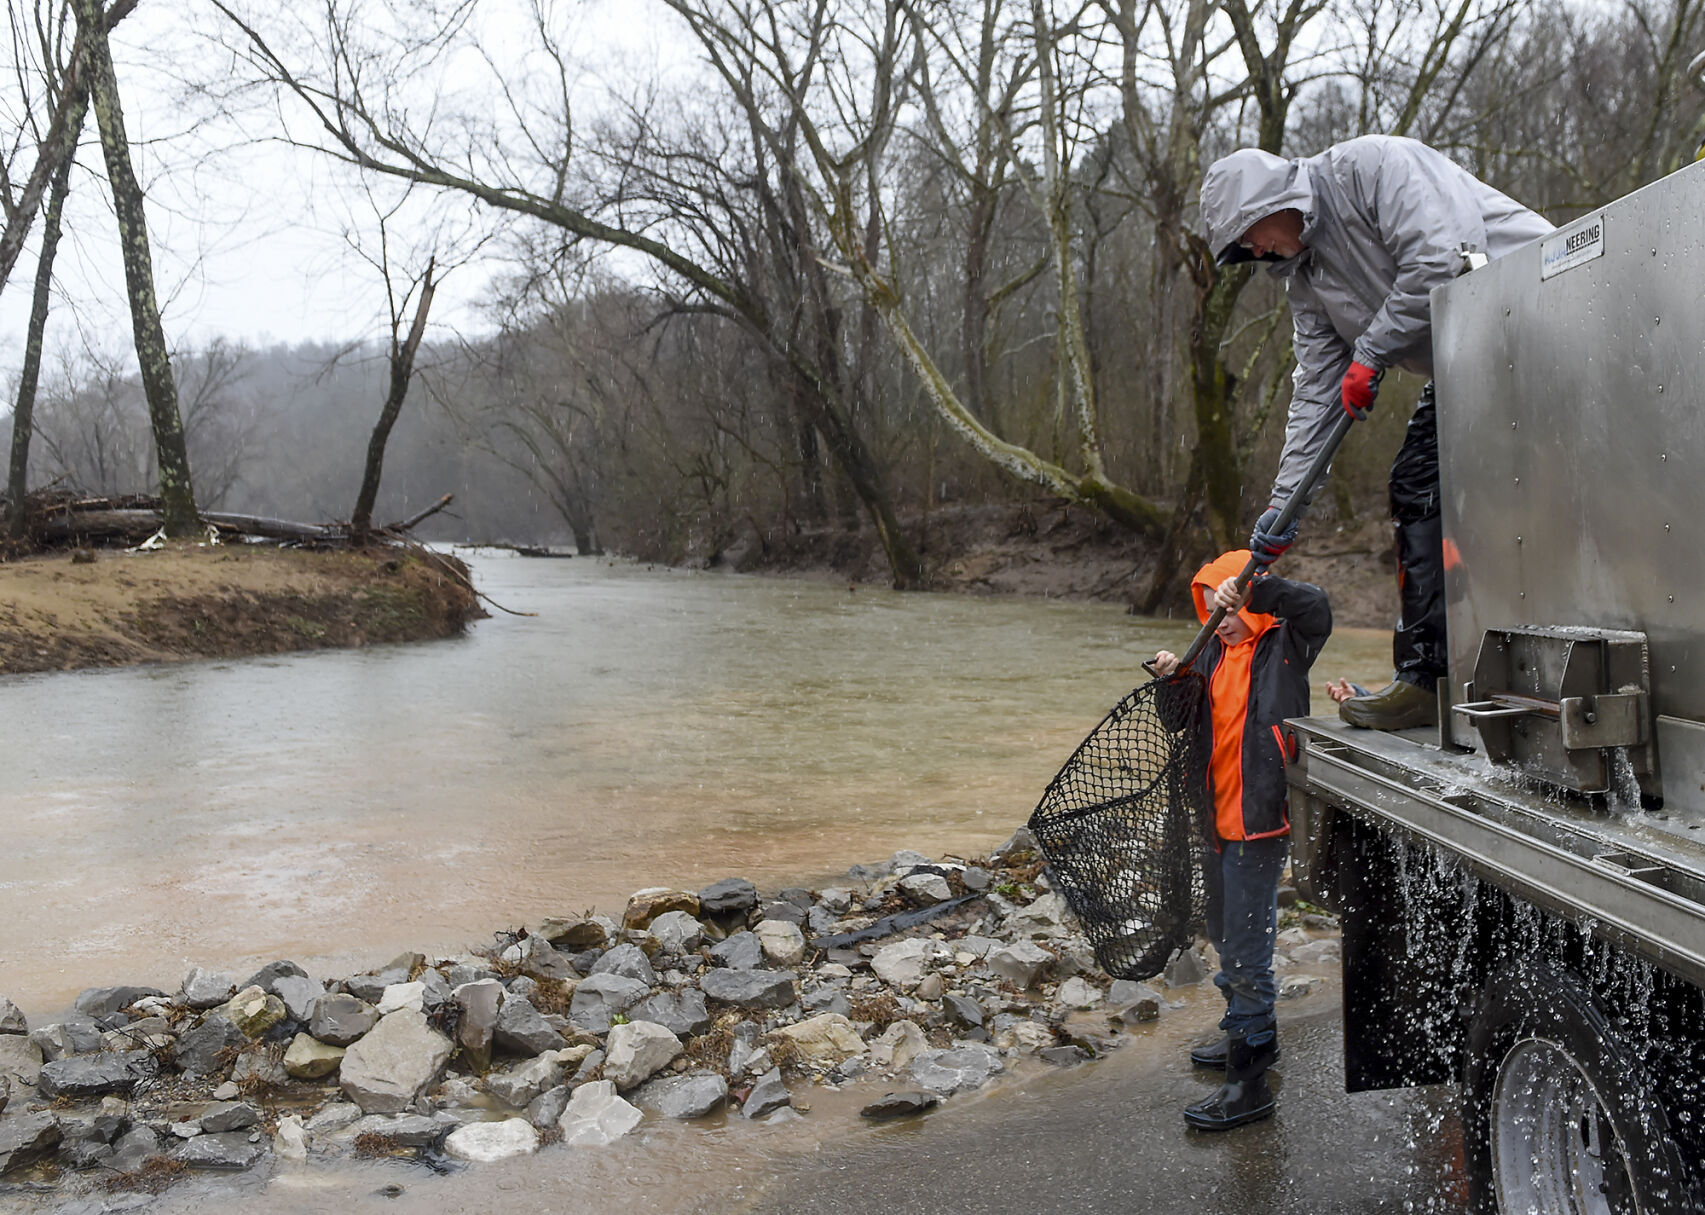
1175;553;1332;842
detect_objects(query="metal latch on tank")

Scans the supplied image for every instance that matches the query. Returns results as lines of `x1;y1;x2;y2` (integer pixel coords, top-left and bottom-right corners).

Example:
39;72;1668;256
1453;626;1657;797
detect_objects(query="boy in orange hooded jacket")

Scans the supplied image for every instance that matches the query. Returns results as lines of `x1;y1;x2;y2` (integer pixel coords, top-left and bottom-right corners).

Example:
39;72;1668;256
1153;550;1332;1130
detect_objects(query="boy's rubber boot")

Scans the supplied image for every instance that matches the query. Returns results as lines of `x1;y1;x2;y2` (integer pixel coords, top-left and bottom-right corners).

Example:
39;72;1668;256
1338;679;1438;730
1188;1034;1280;1070
1183;1027;1278;1130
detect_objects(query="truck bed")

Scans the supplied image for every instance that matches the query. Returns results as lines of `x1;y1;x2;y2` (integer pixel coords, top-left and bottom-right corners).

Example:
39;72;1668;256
1289;717;1705;988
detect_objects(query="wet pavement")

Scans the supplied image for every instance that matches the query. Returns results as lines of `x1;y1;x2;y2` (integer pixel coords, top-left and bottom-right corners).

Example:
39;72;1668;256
725;1000;1473;1215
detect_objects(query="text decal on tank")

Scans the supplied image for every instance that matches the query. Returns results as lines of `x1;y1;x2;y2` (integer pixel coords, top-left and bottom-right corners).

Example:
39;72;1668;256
1540;212;1606;280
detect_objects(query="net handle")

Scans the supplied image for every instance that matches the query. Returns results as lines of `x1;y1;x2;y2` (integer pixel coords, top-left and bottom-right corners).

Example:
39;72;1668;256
1142;411;1355;679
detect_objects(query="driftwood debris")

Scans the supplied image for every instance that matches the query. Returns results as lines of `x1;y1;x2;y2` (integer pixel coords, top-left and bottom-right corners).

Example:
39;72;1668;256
10;490;455;550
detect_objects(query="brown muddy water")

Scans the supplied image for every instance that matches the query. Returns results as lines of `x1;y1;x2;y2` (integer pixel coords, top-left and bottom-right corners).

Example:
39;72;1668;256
1;555;1392;1015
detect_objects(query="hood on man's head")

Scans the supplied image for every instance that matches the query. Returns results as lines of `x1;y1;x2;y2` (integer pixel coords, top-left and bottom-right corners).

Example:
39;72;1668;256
1191;550;1278;637
1199;148;1314;266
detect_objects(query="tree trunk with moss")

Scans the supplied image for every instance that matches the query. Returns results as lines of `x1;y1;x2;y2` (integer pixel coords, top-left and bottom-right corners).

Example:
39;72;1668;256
73;0;197;536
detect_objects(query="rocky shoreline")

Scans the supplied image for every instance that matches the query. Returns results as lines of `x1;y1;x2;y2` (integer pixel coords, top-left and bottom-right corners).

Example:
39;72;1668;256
0;833;1341;1208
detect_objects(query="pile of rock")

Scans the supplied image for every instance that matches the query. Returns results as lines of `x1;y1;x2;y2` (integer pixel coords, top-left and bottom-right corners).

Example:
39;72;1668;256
0;832;1341;1200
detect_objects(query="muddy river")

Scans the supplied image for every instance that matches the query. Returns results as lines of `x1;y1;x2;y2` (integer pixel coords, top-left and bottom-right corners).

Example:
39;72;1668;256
1;555;1392;1014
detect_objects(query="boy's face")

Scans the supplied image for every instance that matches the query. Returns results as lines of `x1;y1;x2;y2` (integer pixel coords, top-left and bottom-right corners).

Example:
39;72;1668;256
1216;613;1255;646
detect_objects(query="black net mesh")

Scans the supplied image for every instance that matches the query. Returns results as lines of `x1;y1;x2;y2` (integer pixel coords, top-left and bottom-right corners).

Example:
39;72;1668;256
1027;673;1211;981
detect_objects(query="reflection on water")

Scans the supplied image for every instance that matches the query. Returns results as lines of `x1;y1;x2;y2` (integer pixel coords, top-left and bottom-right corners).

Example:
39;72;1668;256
0;555;1391;1011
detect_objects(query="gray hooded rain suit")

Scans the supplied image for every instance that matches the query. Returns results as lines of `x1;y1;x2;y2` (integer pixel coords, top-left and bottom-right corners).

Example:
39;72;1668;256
1199;135;1552;689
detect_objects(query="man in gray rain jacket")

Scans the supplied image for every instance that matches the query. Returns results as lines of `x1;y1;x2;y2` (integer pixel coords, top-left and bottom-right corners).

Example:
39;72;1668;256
1198;135;1552;729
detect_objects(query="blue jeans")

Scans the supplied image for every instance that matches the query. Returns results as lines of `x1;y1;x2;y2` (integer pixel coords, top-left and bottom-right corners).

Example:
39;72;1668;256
1203;836;1288;1035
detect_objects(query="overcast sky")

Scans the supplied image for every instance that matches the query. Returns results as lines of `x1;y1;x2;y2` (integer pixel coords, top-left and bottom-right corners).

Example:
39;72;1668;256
0;0;687;383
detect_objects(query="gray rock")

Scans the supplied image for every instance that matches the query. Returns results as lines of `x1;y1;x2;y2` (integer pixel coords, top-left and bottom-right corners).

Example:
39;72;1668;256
200;1102;260;1133
418;969;452;1011
898;872;953;905
571;1049;605;1086
243;960;309;995
486;1051;569;1108
525;1084;571;1130
756;920;807;967
29;1017;103;1061
507;975;540;1001
345;956;416;1004
944;994;985;1028
757;901;806;926
1040;1045;1090;1066
0;1076;6;1116
173;1014;247;1078
1279;974;1320;1000
310;994;379;1047
633;1071;727;1119
1055;977;1103;1009
73;986;165;1020
444;1118;539;1163
602;1021;682;1090
910;1044;1003;1095
590;943;657;985
699;968;796;1010
174;1130;267;1170
817;887;854;915
38;1051;156;1099
986;941;1053;989
741;1067;791;1118
872;938;952;989
1162;947;1209;988
339;1009;453;1114
495;995;566;1056
709;932;764;971
452;979;503;1070
346;1112;450;1147
566;975;650;1036
273;975;325;1023
446;962;497;989
0;1111;61;1176
181;968;238;1010
230;1049;288;1090
647;910;703;955
107;1125;163;1173
698;877;759;917
1290;939;1341;967
305;1103;362;1132
806;906;841;935
0;1034;43;1088
630;989;711;1037
859;1090;939;1121
0;997;26;1035
961;866;993;892
556;1080;642;1145
506;934;576;980
990;825;1037;859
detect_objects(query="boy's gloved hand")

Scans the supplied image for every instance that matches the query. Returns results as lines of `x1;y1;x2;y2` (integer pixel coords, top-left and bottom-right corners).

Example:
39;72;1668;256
1342;361;1382;420
1250;506;1297;566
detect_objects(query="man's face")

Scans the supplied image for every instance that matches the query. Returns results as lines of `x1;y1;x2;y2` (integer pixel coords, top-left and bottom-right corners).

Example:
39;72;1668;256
1239;209;1306;260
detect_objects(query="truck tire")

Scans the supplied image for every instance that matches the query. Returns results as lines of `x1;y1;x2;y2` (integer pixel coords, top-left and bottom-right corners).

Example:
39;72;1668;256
1463;958;1699;1214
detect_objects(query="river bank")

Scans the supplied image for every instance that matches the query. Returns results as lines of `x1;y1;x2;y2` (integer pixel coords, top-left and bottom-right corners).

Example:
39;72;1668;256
0;837;1347;1211
724;502;1398;629
0;543;483;676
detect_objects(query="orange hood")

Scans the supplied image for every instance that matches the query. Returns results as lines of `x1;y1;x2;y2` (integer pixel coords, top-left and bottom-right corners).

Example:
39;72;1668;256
1191;550;1278;640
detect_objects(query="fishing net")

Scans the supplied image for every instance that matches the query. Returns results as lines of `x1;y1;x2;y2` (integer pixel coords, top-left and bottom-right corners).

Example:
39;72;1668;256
1027;673;1211;981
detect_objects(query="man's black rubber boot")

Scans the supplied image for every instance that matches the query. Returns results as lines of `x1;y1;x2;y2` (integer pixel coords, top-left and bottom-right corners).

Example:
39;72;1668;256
1188;1034;1280;1070
1338;679;1438;730
1184;1028;1278;1130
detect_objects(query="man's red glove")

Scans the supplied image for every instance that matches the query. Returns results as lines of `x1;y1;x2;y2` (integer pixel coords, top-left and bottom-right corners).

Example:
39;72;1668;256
1341;361;1381;420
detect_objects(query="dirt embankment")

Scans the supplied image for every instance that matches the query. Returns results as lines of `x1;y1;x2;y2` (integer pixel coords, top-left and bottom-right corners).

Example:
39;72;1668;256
731;502;1398;628
0;544;484;676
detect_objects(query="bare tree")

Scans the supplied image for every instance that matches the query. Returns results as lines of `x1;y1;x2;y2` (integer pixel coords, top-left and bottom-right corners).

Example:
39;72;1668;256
71;0;197;534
